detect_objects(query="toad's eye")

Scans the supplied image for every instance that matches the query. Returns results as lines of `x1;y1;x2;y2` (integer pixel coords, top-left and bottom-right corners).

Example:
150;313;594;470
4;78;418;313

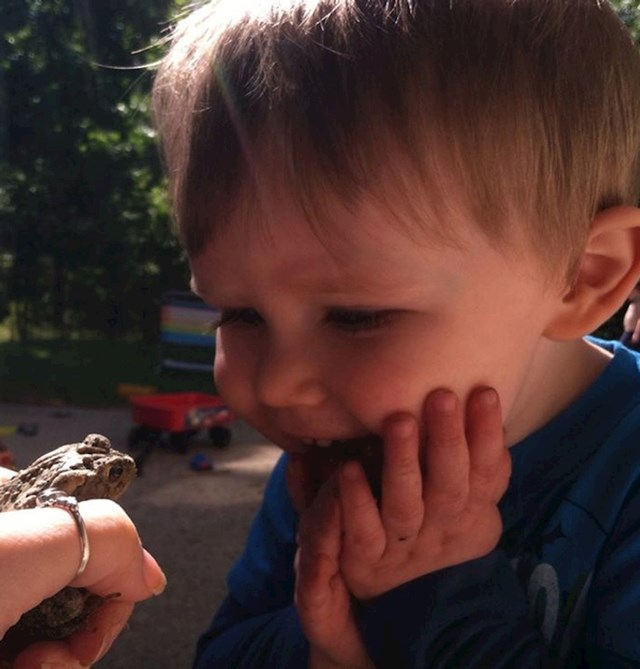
326;309;394;333
109;465;124;482
216;308;264;328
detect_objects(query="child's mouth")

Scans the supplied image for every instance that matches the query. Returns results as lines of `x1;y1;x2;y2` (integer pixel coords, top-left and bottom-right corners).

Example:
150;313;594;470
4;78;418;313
302;435;384;501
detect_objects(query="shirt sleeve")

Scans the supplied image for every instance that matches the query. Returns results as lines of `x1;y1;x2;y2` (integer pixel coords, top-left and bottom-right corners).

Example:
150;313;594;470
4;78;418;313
581;481;640;668
194;450;640;668
356;550;560;668
193;454;310;668
356;495;640;668
194;452;549;668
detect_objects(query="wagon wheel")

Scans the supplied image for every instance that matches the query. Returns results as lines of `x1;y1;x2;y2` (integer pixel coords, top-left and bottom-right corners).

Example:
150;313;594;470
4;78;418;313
127;426;160;451
209;426;232;449
127;426;162;476
169;431;194;454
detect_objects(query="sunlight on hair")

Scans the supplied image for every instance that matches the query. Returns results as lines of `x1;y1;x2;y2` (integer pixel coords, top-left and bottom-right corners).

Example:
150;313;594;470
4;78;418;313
211;0;327;24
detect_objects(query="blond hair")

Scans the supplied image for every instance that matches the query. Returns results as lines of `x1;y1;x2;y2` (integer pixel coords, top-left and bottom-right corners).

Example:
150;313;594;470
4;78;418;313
153;0;640;280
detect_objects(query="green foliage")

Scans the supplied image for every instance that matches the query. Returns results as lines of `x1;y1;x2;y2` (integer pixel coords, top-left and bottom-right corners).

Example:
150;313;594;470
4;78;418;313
0;0;638;405
0;336;216;406
612;0;640;41
0;0;187;342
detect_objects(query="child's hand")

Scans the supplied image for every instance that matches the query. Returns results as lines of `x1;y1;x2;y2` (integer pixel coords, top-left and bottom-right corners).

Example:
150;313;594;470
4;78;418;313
338;387;510;601
288;459;374;669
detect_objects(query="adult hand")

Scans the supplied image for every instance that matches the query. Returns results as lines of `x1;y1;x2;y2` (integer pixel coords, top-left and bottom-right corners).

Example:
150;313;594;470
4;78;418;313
0;499;166;668
338;387;510;600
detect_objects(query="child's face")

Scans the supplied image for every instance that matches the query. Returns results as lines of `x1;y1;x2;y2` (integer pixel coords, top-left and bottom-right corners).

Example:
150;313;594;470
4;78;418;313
190;184;563;454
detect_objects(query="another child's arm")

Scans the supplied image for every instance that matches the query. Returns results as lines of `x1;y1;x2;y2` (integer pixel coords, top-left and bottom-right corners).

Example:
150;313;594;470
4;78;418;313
0;497;165;668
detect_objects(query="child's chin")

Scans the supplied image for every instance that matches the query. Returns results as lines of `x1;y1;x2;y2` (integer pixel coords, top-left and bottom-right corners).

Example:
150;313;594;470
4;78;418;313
303;435;384;502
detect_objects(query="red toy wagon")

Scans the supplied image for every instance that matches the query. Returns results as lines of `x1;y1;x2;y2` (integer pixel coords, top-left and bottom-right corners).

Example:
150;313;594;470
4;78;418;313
127;392;234;454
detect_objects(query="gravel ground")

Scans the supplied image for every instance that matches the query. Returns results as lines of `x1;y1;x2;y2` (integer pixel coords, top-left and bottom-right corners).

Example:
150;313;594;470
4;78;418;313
0;402;280;669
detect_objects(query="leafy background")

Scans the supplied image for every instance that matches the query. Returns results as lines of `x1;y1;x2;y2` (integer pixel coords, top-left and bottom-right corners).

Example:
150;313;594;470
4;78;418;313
0;1;638;404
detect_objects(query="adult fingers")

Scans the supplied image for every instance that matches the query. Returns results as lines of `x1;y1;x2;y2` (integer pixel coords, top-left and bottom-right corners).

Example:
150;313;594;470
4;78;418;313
70;500;166;601
12;600;133;668
70;600;134;666
13;641;85;669
0;466;16;483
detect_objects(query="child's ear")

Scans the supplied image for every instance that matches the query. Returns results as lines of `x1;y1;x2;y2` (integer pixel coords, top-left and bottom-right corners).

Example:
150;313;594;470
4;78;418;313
545;206;640;340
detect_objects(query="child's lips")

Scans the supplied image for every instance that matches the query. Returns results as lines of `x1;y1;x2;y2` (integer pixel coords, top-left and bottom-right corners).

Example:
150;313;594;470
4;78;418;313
301;435;385;500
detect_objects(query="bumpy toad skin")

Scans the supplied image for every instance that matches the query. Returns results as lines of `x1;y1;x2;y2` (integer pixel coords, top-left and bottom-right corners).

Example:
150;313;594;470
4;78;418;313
0;434;137;665
0;433;135;511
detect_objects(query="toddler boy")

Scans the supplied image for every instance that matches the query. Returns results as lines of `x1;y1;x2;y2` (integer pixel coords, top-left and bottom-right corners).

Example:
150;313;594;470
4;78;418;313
153;1;640;666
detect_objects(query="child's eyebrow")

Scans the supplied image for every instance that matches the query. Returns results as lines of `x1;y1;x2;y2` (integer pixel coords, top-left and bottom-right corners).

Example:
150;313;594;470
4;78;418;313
293;275;415;299
191;258;459;304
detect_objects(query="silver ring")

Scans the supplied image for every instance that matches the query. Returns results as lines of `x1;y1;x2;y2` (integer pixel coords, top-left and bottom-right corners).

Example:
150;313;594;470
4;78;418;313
36;488;90;578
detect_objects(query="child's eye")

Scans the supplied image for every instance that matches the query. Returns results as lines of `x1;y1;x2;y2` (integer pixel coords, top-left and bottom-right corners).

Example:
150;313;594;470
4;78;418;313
325;309;395;333
215;308;264;328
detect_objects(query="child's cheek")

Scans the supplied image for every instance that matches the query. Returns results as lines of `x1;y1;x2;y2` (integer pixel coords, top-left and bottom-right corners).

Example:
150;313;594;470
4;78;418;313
213;341;253;415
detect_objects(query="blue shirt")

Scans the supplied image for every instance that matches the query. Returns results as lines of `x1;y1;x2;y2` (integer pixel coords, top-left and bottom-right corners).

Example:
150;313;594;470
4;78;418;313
194;339;640;667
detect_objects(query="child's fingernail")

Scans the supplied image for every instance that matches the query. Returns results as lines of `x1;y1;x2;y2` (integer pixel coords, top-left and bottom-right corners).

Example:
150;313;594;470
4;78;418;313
432;390;456;413
388;416;415;440
477;387;498;408
341;460;360;481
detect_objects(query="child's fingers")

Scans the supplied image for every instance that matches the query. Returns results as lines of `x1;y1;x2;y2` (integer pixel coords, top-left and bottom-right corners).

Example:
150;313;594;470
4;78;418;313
339;461;386;562
286;452;310;512
296;549;336;612
466;387;511;502
295;478;343;632
298;475;341;558
422;390;470;515
380;414;424;542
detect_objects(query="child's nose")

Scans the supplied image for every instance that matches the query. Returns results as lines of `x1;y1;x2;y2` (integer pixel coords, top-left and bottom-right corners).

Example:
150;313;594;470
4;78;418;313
255;337;327;408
